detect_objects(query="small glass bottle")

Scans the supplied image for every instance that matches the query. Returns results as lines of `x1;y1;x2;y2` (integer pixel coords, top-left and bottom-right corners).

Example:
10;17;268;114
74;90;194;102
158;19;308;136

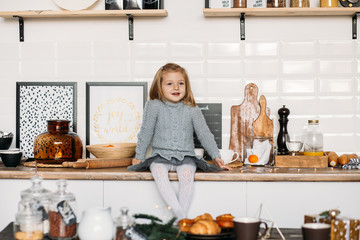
115;207;134;240
290;0;310;7
14;199;43;240
49;179;77;240
21;176;51;236
303;120;324;156
267;0;286;8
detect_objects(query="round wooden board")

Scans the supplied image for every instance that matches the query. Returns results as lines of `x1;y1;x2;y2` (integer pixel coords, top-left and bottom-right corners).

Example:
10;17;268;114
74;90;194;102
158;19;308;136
23;161;64;168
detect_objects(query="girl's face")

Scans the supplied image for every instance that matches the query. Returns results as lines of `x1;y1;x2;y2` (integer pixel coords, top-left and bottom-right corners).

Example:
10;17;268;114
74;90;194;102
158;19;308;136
161;71;186;104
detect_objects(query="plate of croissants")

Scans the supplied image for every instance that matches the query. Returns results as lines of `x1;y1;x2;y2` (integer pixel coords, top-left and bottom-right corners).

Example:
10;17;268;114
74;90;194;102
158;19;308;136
178;213;235;240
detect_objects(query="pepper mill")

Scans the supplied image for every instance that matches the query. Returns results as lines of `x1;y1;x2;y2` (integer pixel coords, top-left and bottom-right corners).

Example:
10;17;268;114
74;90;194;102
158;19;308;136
277;105;290;155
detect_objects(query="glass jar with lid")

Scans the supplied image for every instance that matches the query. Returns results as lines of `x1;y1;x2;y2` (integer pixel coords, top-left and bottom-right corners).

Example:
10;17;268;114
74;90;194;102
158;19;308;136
14;199;43;240
303;120;324;156
267;0;286;8
290;0;309;7
49;179;77;240
21;175;51;236
115;207;134;240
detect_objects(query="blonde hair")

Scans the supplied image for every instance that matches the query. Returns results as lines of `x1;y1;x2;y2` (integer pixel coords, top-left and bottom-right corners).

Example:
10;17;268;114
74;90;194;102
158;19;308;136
149;63;196;107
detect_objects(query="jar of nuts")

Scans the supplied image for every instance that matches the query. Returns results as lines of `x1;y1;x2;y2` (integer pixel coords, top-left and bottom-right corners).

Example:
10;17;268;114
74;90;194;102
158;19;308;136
290;0;310;7
14;199;43;240
267;0;286;7
49;179;77;240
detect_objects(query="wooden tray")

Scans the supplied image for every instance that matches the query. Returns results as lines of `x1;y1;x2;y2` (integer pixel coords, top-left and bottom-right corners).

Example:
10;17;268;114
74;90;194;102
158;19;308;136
275;152;328;168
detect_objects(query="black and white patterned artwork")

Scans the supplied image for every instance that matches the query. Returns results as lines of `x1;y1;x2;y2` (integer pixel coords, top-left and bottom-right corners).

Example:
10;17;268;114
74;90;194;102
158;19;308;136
16;82;77;159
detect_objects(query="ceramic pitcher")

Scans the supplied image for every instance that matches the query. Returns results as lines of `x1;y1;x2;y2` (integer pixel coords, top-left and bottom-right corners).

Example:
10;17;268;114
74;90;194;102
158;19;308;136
78;207;114;240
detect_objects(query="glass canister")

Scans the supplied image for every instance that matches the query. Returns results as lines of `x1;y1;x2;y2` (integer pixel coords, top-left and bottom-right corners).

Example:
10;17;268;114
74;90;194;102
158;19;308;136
49;179;77;240
267;0;286;7
21;176;51;236
244;136;273;165
14;199;43;240
290;0;310;7
34;120;83;164
320;0;338;7
303;120;324;156
115;207;134;240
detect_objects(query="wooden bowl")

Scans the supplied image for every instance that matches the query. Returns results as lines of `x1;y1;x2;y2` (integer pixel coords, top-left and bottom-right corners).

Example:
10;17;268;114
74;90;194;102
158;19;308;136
86;143;137;158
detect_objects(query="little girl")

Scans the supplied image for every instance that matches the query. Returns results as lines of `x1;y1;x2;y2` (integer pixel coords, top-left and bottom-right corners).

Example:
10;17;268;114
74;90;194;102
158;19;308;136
128;63;231;220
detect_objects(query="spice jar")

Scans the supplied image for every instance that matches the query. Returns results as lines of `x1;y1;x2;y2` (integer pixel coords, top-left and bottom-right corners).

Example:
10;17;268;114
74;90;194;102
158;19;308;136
14;199;43;240
115;207;134;240
290;0;310;7
34;120;83;164
49;179;77;240
21;176;51;236
320;0;338;7
303;120;324;156
267;0;286;7
233;0;247;7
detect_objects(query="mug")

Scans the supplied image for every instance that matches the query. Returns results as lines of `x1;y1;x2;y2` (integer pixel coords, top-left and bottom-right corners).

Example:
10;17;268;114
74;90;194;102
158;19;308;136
220;149;239;164
302;223;331;240
194;148;204;158
233;217;268;240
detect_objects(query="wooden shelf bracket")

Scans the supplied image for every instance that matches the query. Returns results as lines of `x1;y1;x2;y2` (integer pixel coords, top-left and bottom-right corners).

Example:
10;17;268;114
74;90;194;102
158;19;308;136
13;16;24;42
240;12;245;40
127;14;134;40
353;12;360;39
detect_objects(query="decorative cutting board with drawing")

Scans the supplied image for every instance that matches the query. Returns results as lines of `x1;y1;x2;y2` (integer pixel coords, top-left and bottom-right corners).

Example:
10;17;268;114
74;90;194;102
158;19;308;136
229;83;273;162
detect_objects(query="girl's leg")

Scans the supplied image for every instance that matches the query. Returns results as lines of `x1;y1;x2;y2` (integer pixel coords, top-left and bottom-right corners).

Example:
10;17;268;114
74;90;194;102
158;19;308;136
150;161;186;220
176;157;196;216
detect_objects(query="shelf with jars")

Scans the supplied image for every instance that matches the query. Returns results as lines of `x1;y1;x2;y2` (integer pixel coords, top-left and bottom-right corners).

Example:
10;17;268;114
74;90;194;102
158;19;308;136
0;9;168;41
203;7;360;40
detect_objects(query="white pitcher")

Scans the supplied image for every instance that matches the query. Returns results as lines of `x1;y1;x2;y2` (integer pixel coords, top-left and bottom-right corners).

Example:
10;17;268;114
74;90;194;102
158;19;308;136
78;206;114;240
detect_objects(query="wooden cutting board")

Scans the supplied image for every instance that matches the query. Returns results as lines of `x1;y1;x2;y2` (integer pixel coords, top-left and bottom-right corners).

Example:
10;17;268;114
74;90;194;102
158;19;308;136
253;95;273;138
230;83;261;161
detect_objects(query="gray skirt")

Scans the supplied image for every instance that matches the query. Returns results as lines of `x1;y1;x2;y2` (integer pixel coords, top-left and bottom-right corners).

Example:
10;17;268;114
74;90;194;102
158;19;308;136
127;155;222;172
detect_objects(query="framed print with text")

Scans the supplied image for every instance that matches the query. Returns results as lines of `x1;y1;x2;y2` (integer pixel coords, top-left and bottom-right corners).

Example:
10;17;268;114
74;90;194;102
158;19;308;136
86;82;147;156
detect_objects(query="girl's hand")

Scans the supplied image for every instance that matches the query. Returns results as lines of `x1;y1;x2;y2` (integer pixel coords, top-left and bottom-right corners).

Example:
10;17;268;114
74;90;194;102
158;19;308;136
132;158;141;165
213;157;232;171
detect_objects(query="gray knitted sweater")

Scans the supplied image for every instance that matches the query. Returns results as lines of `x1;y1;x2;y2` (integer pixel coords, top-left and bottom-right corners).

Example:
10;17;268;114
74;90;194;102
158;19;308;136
135;99;221;162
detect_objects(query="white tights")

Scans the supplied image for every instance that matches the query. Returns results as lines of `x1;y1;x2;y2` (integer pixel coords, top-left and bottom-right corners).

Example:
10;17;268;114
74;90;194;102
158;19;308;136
150;158;196;220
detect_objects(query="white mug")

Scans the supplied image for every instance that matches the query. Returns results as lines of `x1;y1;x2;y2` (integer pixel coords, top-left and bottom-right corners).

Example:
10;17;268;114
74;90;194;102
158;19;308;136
220;149;239;164
194;148;204;158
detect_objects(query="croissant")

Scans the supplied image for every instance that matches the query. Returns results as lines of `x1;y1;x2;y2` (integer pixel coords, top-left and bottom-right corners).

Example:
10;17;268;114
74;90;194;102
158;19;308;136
189;220;221;235
216;213;235;228
193;213;214;222
178;218;194;232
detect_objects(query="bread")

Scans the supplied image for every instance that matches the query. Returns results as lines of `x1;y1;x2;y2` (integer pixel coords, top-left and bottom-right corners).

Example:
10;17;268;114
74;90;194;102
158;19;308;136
193;213;214;222
327;152;338;167
178;218;194;232
189;220;221;235
216;213;235;228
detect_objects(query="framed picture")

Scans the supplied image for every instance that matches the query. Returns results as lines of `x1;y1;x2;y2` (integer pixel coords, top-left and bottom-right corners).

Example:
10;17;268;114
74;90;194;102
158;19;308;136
86;82;147;156
16;82;77;159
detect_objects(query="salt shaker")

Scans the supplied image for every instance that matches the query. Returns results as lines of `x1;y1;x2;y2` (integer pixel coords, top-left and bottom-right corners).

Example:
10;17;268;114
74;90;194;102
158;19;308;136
49;179;77;240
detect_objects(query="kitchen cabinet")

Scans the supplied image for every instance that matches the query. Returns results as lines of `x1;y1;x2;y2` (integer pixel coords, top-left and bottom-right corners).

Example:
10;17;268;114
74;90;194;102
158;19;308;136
0;9;168;41
203;8;360;40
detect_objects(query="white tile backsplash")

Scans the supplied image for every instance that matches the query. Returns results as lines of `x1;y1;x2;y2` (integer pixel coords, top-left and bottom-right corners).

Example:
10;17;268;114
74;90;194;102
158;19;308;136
57;42;93;60
0;60;20;77
319;77;354;94
94;59;131;77
282;60;316;75
207;43;241;57
282;79;315;94
319;60;353;76
0;42;19;60
170;43;204;58
280;41;317;58
21;60;55;78
319;41;354;58
133;43;167;58
20;42;56;60
207;60;242;76
57;60;93;77
244;60;280;76
244;42;279;57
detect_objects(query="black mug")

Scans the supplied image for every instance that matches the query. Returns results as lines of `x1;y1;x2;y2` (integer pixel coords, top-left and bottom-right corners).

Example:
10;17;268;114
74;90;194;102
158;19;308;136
302;223;331;240
233;217;269;240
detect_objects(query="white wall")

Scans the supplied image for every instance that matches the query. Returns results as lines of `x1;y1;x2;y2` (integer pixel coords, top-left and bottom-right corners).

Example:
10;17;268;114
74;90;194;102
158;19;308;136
0;0;359;231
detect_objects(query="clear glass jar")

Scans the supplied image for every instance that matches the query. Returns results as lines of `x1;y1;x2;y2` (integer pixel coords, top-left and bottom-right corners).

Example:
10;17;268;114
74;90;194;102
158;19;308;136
115;207;134;240
21;176;51;236
303;120;324;156
267;0;286;7
14;199;43;240
290;0;309;7
320;0;338;7
49;179;77;240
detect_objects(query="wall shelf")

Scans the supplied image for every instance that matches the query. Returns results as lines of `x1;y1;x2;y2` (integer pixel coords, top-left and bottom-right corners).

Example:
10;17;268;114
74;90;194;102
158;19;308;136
0;9;168;41
203;8;360;40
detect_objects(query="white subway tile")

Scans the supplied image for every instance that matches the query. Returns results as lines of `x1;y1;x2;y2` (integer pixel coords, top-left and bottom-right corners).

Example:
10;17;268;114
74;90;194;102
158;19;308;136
319;60;353;76
170;43;204;58
207;78;243;98
318;96;355;115
279;96;319;115
177;61;205;76
319;78;353;94
244;79;278;94
325;135;358;152
320;116;356;134
21;60;55;77
21;42;56;60
0;61;20;77
244;60;279;76
134;61;165;76
57;60;93;77
133;43;167;58
207;60;242;76
282;79;315;94
57;42;93;60
280;41;316;58
244;42;278;57
190;78;207;98
94;60;131;77
282;60;316;75
0;43;20;60
319;41;354;58
93;41;130;59
207;43;241;57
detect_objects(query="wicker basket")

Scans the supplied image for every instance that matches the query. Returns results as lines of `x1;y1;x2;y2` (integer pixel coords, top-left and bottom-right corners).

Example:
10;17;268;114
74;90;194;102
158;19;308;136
86;143;137;158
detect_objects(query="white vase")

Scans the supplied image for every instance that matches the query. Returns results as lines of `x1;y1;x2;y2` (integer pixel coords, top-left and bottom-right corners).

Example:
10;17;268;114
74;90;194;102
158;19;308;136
78;207;114;240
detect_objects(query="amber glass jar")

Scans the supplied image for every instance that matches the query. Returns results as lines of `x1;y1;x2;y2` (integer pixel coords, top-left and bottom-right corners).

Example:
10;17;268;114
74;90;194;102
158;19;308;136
34;120;82;164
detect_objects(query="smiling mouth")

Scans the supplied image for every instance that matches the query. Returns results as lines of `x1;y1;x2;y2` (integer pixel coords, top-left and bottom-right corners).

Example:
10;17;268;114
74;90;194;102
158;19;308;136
172;92;180;96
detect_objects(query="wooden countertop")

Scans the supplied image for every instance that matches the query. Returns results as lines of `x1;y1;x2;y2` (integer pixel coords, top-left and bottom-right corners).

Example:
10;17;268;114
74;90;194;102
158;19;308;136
1;162;360;182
